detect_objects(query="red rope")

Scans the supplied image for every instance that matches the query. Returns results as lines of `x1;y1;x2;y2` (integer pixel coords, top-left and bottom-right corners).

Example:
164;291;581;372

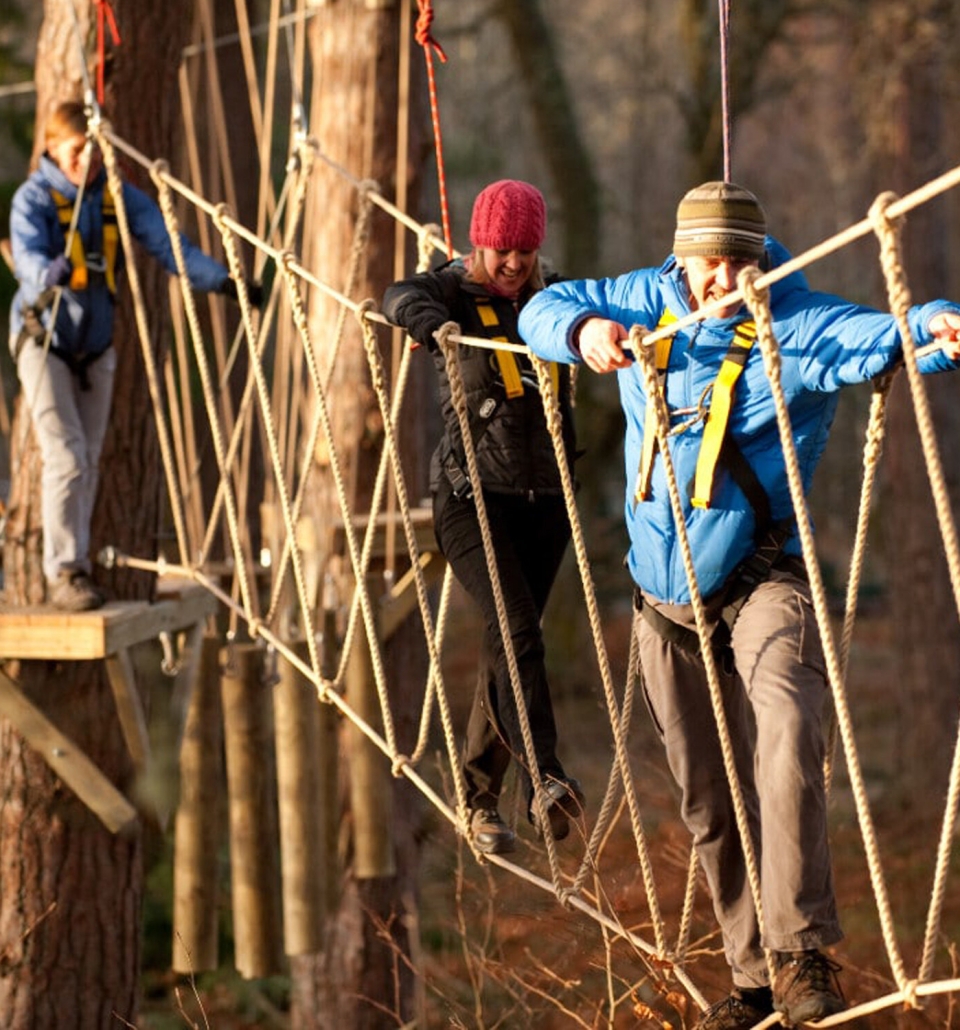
415;0;454;260
95;0;122;105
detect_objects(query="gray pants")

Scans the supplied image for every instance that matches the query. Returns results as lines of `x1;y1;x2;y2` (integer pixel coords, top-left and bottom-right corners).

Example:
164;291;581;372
16;341;116;584
635;566;842;988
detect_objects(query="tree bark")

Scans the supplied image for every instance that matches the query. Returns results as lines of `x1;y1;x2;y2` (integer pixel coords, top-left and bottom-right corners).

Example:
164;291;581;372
289;2;430;1026
0;2;191;1025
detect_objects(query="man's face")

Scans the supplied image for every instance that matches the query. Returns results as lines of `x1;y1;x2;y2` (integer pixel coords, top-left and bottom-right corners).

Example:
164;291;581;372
50;132;102;188
679;254;759;320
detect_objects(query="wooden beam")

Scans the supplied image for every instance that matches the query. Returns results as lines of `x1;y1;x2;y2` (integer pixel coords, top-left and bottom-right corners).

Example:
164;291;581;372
0;669;138;834
104;646;150;776
378;550;445;641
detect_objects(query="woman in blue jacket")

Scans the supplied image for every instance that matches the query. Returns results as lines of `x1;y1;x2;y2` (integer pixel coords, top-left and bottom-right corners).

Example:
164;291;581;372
518;182;960;1030
8;100;253;610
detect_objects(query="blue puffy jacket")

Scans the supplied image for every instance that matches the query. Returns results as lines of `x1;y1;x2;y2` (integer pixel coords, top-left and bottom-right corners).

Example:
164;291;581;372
9;154;230;359
518;239;960;604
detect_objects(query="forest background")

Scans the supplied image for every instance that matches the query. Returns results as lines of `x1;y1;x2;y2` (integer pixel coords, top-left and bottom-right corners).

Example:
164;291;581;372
0;1;960;1028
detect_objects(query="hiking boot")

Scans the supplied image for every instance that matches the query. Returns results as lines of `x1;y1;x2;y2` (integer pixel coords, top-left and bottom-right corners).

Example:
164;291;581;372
773;950;844;1024
469;807;516;855
530;776;585;841
49;572;105;612
694;987;776;1030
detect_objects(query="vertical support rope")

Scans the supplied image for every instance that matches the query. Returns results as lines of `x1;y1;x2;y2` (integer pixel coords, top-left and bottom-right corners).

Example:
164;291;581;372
632;325;769;981
718;0;732;182
414;0;453;258
531;357;668;950
95;129;192;568
868;193;960;986
738;264;907;992
436;321;566;882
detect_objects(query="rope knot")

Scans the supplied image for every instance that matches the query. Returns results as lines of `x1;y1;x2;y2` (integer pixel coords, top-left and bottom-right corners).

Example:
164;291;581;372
390;755;408;778
434;320;460;354
869;190;902;238
737;264;767;311
415;0;448;62
901;979;919;1010
557;886;579;910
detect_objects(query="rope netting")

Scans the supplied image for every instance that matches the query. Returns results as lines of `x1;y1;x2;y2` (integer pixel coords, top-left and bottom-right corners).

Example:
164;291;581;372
16;2;960;1024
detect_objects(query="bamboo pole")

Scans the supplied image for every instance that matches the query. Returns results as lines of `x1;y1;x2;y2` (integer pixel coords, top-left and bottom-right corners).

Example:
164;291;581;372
172;633;224;973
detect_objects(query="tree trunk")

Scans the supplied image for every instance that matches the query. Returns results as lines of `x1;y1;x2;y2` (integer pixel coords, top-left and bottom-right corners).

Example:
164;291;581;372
289;2;430;1026
0;2;191;1025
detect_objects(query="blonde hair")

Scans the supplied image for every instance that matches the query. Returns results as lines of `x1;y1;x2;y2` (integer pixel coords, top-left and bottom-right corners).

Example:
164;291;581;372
466;247;545;294
44;100;88;149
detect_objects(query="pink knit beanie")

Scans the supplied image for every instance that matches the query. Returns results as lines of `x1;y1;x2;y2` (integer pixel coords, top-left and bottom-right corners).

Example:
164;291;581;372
469;179;546;251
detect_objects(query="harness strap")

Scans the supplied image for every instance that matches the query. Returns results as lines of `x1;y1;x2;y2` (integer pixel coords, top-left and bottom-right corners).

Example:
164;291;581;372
474;296;558;397
635;309;678;504
692;319;757;508
50;186;118;295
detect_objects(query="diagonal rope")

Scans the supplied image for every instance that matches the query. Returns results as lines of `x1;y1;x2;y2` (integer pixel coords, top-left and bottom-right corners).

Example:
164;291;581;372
867;193;960;985
738;263;908;993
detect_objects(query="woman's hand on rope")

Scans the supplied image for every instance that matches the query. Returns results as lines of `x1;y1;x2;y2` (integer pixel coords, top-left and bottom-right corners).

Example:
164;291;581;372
576;316;633;374
220;276;265;308
928;310;960;361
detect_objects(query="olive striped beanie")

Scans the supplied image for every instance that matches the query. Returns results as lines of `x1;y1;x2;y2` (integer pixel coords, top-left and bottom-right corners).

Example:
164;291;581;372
673;181;767;260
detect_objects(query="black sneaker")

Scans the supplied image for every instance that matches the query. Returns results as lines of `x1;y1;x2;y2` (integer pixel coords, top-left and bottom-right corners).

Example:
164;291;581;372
773;950;844;1024
469;807;516;855
694;987;776;1030
529;776;585;841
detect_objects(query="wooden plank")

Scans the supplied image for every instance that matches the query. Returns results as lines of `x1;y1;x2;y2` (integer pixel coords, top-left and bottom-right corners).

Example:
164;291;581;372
330;505;437;559
377;551;446;641
0;670;138;834
0;583;217;661
104;646;150;775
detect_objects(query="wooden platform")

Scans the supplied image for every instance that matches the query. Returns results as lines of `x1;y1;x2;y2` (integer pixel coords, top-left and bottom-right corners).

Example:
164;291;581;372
0;580;218;834
0;580;216;660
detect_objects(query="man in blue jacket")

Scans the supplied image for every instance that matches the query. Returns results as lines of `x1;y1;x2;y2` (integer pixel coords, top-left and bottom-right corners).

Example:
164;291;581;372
8;100;259;610
518;181;960;1029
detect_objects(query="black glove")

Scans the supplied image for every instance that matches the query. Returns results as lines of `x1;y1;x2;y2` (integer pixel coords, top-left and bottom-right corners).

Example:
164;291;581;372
221;277;264;308
44;254;73;289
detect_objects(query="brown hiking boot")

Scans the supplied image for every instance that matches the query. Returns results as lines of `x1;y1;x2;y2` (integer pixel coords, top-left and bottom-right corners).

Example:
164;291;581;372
49;572;105;612
530;776;585;841
469;807;516;855
694;987;776;1030
773;950;844;1024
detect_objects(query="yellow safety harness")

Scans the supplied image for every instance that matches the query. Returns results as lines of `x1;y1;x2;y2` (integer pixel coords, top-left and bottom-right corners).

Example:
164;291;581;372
474;296;559;397
634;308;757;509
50;186;119;294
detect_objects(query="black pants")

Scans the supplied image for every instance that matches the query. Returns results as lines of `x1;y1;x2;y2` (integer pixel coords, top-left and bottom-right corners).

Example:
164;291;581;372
433;484;571;810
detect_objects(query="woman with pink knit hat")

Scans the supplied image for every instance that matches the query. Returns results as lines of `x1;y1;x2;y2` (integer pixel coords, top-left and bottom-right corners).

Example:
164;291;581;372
382;179;583;855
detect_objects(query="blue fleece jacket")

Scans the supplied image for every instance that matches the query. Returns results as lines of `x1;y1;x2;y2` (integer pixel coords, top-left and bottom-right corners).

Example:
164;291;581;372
518;239;960;603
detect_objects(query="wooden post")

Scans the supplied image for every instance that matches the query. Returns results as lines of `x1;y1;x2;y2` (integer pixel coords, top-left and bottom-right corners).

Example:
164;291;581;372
346;618;395;879
220;641;283;978
274;638;327;955
172;633;224;974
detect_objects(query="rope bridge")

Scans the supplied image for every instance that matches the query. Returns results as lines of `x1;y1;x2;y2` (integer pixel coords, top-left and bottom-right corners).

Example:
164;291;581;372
7;4;960;1024
66;106;960;1024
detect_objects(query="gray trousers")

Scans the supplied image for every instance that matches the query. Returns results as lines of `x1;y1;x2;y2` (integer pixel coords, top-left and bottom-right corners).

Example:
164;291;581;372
635;566;842;987
16;341;116;584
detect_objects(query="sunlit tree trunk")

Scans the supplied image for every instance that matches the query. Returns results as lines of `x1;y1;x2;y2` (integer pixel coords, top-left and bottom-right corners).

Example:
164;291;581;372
290;2;430;1027
0;2;190;1024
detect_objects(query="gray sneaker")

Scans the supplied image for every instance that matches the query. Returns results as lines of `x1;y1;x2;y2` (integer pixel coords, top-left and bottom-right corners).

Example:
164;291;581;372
694;988;776;1030
49;572;105;612
773;950;844;1024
